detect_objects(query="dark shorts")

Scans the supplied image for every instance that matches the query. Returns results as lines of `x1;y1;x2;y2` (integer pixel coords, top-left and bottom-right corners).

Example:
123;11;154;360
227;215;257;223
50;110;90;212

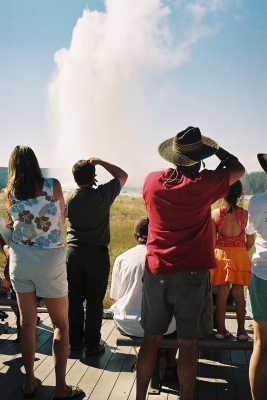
141;269;213;340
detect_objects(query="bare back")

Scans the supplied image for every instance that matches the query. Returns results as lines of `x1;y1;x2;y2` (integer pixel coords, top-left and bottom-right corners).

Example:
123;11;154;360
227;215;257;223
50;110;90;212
212;206;248;248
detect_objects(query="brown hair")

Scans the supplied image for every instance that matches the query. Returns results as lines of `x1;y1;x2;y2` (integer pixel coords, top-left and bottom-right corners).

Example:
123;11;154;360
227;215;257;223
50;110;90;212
134;216;149;244
72;160;96;185
7;146;43;200
223;180;243;214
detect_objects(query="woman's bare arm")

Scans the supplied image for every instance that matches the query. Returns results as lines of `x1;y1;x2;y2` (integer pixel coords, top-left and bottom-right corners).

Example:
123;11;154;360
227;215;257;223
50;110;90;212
246;234;255;252
3;188;13;229
52;179;66;225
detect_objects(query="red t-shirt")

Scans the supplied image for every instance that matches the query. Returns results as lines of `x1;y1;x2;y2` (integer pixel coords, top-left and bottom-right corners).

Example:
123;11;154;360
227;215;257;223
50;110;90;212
143;168;230;274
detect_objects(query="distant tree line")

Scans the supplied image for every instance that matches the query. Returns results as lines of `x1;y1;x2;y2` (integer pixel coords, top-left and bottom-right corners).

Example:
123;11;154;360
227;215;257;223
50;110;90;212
241;171;267;195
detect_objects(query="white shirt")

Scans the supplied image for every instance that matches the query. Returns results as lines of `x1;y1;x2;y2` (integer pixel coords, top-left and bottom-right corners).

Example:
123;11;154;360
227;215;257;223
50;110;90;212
110;244;176;337
245;192;267;280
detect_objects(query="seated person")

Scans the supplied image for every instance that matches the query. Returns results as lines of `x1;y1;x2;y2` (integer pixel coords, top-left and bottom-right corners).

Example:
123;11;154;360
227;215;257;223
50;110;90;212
110;216;177;379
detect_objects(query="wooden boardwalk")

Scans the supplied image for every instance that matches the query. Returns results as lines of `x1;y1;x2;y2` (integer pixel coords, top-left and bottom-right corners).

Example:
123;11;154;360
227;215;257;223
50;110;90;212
0;311;255;399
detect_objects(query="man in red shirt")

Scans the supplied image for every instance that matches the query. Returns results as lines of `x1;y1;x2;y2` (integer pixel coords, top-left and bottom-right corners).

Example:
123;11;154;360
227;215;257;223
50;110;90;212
136;127;245;400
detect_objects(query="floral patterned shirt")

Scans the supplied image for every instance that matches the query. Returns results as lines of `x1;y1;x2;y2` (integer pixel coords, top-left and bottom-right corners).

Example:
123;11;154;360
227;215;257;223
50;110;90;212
8;178;64;248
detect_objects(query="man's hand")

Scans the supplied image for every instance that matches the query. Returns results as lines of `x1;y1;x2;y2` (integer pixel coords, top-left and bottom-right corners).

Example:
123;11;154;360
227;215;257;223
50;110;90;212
88;158;128;188
215;147;245;185
88;157;101;166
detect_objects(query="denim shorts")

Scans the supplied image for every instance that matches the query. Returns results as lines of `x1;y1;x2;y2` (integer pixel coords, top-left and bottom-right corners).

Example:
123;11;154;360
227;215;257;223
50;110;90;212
248;274;267;321
141;269;213;340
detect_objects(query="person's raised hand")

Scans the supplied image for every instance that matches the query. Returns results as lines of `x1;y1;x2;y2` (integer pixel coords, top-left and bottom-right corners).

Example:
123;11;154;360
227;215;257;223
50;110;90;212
88;157;101;166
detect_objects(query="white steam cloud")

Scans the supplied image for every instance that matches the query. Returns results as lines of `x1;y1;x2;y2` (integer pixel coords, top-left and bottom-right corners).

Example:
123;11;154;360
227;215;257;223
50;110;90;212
48;0;229;188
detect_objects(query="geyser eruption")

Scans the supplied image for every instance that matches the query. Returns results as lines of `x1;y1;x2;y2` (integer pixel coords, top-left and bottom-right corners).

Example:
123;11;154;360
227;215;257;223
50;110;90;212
48;0;225;188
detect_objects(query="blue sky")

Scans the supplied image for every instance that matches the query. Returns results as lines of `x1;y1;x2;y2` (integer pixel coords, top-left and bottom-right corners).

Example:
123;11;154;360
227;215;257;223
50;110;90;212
0;0;266;188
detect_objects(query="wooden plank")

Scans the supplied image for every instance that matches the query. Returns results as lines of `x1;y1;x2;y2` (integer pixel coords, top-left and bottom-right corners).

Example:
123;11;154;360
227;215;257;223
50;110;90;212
0;314;53;375
108;349;137;400
167;378;181;400
128;381;137;400
0;321;55;398
32;358;77;400
121;358;181;400
74;320;119;398
214;349;236;400
230;350;251;400
244;350;252;364
0;312;52;398
85;342;129;399
0;313;255;400
147;385;170;399
197;349;217;400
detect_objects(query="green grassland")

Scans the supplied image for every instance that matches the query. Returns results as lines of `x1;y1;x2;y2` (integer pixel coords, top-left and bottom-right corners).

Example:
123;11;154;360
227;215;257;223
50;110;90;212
0;193;252;308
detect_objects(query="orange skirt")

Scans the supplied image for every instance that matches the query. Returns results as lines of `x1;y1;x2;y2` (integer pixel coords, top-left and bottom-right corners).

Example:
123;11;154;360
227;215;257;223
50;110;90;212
210;246;252;286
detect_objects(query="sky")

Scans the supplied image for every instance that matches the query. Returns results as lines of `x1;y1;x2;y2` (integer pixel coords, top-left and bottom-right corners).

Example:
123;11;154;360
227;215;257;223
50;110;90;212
0;0;266;188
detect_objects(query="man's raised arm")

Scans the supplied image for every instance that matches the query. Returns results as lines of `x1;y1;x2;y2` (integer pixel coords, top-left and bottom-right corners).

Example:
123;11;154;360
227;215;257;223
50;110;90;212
89;158;128;188
215;147;245;185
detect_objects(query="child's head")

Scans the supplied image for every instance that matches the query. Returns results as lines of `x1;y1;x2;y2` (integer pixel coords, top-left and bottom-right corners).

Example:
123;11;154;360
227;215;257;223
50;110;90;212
134;216;149;244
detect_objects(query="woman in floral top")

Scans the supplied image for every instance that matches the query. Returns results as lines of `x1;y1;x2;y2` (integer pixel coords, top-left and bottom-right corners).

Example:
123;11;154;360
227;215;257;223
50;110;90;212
3;146;83;399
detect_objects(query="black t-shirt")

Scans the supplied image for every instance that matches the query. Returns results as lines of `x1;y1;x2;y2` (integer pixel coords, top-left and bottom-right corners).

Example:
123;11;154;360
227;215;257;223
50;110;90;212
64;178;121;246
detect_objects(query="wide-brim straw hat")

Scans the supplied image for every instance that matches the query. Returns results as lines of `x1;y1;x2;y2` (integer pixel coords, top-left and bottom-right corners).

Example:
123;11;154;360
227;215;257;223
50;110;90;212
257;154;267;173
158;126;219;166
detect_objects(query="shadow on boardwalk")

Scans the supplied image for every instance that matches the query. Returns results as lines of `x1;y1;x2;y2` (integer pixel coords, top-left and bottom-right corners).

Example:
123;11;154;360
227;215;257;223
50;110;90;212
0;311;257;399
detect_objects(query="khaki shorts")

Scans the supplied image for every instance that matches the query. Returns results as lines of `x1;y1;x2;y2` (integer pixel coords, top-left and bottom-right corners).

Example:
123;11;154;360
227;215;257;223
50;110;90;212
141;269;213;340
9;241;68;298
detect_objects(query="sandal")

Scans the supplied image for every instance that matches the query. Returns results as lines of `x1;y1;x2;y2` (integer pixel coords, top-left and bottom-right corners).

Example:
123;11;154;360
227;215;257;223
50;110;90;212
53;385;84;399
237;329;248;341
22;381;37;399
215;329;230;340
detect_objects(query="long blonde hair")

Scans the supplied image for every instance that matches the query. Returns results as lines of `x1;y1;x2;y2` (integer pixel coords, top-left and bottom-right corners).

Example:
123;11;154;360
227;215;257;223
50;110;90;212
7;146;43;200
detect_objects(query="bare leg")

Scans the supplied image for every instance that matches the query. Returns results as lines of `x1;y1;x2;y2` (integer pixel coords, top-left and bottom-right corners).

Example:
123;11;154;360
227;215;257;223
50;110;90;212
136;332;163;400
216;284;229;332
44;296;81;398
16;292;37;394
231;284;246;332
177;338;197;400
249;320;267;400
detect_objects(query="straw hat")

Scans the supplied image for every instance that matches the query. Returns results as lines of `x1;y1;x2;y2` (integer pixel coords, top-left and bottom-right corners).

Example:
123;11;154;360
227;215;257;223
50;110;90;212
158;126;219;166
257;154;267;173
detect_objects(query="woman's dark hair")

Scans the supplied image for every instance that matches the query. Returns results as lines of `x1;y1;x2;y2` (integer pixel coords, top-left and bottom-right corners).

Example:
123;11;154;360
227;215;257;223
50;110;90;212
7;146;43;200
223;180;243;213
72;160;96;185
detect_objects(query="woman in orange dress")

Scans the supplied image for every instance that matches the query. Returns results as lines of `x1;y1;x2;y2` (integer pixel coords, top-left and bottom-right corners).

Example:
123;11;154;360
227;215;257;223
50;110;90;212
210;180;254;340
